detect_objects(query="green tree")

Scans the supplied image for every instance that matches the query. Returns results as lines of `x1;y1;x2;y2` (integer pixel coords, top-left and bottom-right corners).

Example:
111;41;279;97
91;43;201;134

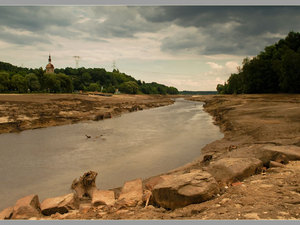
167;86;179;95
0;71;10;92
119;81;139;94
280;50;300;93
81;72;92;87
216;83;226;94
11;74;27;93
88;83;101;92
43;74;61;93
105;85;116;93
25;73;40;91
57;73;73;93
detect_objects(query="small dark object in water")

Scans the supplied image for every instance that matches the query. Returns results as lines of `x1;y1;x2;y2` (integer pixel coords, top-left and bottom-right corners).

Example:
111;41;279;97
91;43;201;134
85;135;91;138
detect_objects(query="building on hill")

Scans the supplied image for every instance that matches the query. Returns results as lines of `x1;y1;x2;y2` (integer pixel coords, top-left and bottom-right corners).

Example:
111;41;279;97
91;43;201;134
45;54;54;74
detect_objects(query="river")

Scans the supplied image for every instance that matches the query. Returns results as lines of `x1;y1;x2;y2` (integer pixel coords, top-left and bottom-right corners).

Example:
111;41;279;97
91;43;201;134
0;98;223;210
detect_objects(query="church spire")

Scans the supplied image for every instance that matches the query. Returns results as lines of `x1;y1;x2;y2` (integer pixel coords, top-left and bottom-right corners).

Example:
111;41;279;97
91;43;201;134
48;54;51;63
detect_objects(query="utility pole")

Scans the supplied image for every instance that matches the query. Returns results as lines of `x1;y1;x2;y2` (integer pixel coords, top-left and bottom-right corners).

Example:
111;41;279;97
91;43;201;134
112;60;117;71
73;56;80;69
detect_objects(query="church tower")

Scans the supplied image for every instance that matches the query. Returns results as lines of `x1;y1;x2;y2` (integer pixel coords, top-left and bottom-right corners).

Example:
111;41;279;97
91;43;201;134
45;54;54;74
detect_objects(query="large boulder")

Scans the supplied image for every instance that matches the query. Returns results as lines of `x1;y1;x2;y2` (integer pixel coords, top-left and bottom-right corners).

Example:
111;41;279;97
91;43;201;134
144;176;165;191
11;194;41;219
92;190;115;206
117;178;143;207
0;206;13;220
207;157;263;184
41;193;78;216
152;170;219;210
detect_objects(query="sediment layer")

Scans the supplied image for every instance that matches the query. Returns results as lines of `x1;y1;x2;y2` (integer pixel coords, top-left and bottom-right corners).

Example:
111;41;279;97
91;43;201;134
1;94;300;220
0;94;174;134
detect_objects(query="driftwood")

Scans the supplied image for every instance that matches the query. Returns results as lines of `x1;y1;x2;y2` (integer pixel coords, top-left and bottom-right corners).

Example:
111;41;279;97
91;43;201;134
71;171;98;200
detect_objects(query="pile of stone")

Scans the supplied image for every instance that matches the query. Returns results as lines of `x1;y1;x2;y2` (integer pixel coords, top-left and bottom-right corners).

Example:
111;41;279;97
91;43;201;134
1;144;299;220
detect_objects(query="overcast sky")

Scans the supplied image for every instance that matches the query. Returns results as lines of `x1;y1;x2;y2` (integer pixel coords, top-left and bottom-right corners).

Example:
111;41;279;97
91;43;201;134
0;6;300;91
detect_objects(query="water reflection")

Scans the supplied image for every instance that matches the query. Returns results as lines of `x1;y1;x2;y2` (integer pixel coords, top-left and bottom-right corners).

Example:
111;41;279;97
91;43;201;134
0;99;223;210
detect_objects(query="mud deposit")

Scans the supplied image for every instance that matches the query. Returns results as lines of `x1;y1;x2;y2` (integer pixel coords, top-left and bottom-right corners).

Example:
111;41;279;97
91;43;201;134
0;94;173;134
1;94;300;220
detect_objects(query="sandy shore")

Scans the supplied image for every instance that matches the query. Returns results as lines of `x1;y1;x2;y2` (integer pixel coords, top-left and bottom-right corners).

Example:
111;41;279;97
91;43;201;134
0;93;174;134
1;94;300;220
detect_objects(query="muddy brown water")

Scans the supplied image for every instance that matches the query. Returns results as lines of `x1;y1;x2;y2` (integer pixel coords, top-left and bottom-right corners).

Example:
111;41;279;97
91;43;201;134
0;98;223;210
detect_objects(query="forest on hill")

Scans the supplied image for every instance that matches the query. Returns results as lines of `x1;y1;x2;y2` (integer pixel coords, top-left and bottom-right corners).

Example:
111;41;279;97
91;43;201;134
217;31;300;94
0;62;179;95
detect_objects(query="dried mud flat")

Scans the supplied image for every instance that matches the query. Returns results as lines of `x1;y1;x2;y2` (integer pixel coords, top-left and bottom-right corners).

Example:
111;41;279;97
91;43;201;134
1;94;300;220
0;93;174;134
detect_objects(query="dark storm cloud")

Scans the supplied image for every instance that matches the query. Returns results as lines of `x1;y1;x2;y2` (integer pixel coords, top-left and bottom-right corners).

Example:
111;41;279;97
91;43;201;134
0;6;74;32
0;6;83;45
1;6;300;55
0;27;51;45
79;6;166;39
140;6;300;55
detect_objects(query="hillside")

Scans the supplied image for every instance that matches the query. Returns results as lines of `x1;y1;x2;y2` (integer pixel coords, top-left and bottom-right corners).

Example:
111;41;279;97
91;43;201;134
0;61;179;95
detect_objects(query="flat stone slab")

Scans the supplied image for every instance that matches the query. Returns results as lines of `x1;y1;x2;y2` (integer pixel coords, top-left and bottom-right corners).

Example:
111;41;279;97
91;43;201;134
207;157;263;184
0;206;13;220
152;170;219;210
41;193;78;216
118;178;143;207
12;194;41;219
92;190;115;206
262;145;300;161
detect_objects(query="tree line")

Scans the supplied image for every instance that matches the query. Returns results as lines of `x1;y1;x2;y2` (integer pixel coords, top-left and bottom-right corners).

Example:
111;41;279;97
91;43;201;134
217;31;300;94
0;62;179;95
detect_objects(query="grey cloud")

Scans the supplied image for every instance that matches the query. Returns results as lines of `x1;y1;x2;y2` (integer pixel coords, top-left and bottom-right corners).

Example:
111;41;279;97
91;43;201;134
0;6;85;45
1;6;300;55
0;26;52;45
0;6;75;32
154;6;300;55
79;6;166;39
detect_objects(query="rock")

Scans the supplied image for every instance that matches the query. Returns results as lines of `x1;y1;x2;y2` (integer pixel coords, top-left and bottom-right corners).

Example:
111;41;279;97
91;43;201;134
94;112;112;121
57;210;79;220
92;190;115;206
41;193;78;216
144;176;165;191
207;157;263;184
79;203;92;214
11;194;41;219
152;170;219;210
115;209;129;215
0;206;13;220
231;182;243;186
244;212;260;220
71;171;98;200
118;178;143;207
28;217;38;220
269;161;285;168
262;145;300;161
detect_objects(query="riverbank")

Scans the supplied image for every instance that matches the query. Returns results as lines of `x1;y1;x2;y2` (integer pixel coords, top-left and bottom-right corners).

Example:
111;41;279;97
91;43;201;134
1;94;300;220
0;94;174;134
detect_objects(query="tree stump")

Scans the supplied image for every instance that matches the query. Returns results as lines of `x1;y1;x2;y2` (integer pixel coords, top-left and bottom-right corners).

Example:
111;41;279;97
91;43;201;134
71;171;98;201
